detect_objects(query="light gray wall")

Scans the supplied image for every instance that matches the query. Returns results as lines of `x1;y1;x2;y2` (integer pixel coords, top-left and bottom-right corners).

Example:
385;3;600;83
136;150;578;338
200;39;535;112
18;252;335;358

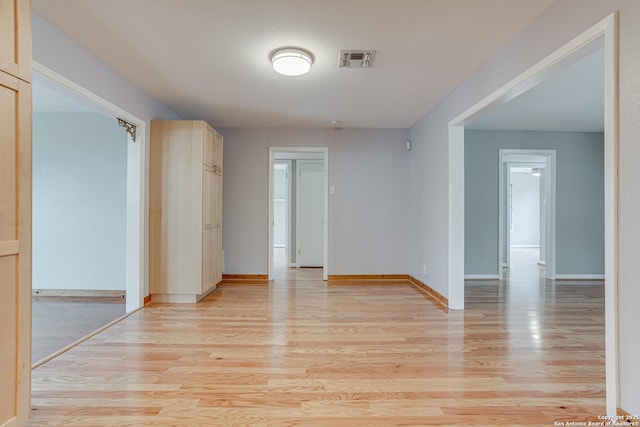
408;0;640;412
33;112;127;290
464;130;604;276
33;13;182;296
220;128;410;275
510;171;541;247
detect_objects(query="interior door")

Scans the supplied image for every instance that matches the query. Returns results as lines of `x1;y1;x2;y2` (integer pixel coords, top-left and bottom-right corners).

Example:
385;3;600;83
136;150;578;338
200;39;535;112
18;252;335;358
296;161;324;267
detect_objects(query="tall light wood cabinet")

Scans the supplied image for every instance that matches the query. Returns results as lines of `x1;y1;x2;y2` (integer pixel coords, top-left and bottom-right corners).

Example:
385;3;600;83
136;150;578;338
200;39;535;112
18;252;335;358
0;0;31;82
150;120;223;303
0;1;32;426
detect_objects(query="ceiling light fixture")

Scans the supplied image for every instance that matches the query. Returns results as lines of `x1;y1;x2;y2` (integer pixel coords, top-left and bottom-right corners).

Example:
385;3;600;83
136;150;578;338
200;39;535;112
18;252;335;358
271;48;313;76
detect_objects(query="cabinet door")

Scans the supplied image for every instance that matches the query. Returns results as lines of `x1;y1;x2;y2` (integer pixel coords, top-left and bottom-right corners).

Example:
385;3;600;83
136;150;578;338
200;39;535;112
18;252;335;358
213;131;223;168
203;166;214;228
213;227;222;285
0;0;31;81
204;125;214;168
0;71;31;427
202;164;215;292
202;227;213;292
213;170;222;228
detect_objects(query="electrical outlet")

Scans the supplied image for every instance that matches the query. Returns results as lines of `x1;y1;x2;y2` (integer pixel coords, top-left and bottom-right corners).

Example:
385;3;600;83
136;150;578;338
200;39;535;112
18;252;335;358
422;264;427;275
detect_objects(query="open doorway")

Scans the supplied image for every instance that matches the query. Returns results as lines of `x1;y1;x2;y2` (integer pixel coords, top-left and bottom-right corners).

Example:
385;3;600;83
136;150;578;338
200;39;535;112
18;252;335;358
450;15;616;413
509;164;546;283
508;165;545;279
31;65;146;367
268;147;328;281
498;150;556;281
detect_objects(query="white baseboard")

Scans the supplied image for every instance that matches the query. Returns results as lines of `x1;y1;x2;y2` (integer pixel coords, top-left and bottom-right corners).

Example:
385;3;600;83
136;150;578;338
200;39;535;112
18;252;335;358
465;274;499;280
555;274;605;281
33;289;125;298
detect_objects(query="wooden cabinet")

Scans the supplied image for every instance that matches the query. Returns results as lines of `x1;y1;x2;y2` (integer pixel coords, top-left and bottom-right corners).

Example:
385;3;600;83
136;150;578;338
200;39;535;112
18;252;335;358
0;0;32;82
150;120;223;303
0;2;32;426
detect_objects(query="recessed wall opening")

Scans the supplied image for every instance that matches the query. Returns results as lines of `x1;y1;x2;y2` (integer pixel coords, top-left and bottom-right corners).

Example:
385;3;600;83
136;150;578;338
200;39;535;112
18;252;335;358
31;64;146;368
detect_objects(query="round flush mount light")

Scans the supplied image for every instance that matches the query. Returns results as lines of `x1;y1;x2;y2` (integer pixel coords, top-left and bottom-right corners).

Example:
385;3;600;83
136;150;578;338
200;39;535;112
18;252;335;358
270;48;313;76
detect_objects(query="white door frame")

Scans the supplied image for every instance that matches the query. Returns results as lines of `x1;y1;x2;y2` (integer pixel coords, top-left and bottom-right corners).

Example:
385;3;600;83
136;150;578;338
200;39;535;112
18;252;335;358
34;62;146;313
268;147;329;281
448;14;618;413
498;151;555;280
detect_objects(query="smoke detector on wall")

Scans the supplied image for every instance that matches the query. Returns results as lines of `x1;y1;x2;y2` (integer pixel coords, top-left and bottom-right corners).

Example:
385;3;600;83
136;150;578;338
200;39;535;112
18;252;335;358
339;50;376;68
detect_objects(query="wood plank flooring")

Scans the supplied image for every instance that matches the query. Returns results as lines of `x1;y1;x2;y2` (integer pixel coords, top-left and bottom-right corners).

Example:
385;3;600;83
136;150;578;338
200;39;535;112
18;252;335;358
32;296;126;364
27;254;605;426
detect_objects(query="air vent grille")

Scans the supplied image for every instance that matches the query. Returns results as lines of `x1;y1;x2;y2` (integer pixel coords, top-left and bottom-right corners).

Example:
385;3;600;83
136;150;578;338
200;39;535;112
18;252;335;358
339;50;376;68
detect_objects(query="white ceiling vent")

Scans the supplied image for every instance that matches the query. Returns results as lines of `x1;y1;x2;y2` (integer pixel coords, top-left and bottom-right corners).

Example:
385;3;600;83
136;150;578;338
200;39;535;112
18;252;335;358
339;50;376;68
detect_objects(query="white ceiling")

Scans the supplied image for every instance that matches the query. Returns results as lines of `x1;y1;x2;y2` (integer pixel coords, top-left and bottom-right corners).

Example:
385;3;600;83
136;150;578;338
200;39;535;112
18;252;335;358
468;46;604;132
32;0;556;128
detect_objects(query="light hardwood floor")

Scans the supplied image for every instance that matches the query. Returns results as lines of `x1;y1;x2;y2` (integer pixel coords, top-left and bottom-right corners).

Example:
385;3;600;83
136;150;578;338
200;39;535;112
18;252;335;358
28;253;605;426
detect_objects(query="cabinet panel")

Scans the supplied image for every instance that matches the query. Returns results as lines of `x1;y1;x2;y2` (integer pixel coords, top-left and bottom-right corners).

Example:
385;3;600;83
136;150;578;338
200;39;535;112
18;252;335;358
204;125;214;168
0;78;17;242
0;255;18;427
203;167;214;229
214;131;223;168
202;227;213;292
150;121;203;297
213;227;222;285
0;71;32;427
213;170;222;228
0;0;31;81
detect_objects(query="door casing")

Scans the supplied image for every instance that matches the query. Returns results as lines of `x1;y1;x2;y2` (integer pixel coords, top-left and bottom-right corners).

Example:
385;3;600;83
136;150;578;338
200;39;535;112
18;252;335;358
498;151;555;279
268;147;329;280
